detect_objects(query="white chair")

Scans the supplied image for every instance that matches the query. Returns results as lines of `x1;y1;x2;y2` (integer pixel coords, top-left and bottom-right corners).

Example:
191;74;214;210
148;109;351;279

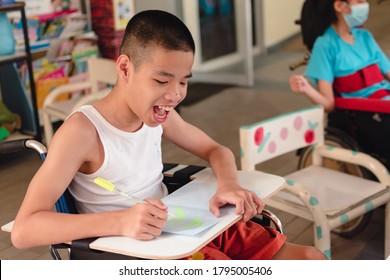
42;57;117;146
239;105;390;259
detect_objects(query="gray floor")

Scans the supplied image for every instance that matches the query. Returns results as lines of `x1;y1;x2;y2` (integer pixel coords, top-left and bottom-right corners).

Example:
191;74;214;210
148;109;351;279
1;1;389;260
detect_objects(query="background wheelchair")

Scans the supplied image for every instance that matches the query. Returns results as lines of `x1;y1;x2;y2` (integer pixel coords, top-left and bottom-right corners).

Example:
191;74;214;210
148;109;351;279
288;0;390;237
0;138;283;260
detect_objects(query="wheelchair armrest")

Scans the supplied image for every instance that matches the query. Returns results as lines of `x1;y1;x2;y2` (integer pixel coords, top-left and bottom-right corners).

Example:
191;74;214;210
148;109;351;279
253;209;284;234
162;164;206;194
51;237;141;260
50;243;71;260
315;145;390;185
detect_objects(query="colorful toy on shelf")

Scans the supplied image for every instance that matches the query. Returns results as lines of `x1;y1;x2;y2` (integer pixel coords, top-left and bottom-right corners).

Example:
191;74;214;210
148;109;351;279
0;1;16;6
0;100;21;141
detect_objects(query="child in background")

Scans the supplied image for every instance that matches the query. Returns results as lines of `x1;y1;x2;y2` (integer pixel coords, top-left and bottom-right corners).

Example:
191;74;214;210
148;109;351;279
12;10;326;260
289;0;390;165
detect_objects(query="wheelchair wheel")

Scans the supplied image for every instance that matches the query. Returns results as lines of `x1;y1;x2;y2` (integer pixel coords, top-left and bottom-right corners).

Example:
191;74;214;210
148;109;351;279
297;127;373;238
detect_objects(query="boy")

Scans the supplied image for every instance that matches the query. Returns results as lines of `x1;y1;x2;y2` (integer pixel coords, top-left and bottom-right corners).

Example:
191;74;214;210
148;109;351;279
12;10;326;260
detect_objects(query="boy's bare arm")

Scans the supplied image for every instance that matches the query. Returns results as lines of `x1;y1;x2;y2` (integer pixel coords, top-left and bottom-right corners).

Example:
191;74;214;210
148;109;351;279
12;113;167;249
162;110;263;221
12;113;107;248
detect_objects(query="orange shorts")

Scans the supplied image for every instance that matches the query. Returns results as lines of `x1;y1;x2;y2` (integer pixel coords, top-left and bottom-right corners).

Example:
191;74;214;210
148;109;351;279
185;220;286;260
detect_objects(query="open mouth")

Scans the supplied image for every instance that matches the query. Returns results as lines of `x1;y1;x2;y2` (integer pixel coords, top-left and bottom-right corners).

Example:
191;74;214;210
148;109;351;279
153;105;172;121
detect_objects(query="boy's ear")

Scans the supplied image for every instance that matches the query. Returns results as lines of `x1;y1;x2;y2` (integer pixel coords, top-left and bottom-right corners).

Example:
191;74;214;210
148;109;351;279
116;54;132;81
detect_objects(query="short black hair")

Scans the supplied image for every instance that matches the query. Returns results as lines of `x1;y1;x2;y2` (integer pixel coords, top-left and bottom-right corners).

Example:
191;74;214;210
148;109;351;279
120;10;195;69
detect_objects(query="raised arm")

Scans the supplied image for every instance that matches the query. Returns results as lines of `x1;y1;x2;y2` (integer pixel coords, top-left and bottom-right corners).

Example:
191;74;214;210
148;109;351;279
289;75;335;112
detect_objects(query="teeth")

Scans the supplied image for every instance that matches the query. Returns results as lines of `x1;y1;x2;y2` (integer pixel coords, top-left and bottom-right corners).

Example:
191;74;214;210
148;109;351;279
158;106;172;111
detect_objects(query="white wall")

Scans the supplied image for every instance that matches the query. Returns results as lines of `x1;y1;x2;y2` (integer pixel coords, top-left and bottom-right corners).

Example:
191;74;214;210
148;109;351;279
135;0;176;13
134;0;304;49
262;0;304;48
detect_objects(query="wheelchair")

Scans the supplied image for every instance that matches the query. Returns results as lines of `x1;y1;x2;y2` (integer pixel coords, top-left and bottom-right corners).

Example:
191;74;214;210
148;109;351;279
288;0;390;238
0;138;283;260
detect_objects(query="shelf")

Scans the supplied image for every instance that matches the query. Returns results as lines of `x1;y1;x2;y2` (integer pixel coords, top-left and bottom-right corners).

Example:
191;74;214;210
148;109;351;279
6;131;34;142
0;52;27;65
0;2;42;142
0;2;24;13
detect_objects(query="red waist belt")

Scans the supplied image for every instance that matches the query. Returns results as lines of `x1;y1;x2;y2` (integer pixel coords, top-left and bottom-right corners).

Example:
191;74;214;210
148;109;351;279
334;97;390;113
333;64;390;113
333;64;389;99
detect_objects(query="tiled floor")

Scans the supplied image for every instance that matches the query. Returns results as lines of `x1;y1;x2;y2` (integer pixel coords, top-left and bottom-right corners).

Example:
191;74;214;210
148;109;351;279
1;0;389;260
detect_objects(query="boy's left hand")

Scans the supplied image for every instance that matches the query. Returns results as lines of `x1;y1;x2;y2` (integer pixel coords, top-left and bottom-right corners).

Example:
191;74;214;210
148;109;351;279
209;185;265;222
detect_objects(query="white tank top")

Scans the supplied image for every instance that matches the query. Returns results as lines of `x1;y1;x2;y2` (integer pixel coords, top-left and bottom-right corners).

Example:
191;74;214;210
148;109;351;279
67;105;167;214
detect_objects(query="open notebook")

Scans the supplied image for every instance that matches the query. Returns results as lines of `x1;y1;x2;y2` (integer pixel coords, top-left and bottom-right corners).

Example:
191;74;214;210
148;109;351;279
162;182;232;236
161;168;284;236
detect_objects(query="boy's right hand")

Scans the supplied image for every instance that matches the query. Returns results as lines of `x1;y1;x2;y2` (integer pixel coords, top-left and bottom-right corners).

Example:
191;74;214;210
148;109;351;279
120;199;168;240
290;75;310;94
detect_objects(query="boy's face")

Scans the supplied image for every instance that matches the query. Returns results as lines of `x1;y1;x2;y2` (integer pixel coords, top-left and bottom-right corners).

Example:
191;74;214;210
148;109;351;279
126;47;194;127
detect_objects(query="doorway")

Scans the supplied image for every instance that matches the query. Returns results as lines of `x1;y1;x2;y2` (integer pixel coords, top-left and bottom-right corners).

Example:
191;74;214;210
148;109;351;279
182;0;264;86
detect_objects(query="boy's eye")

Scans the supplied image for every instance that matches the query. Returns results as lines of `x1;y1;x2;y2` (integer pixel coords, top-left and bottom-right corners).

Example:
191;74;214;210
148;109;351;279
155;80;168;84
180;82;187;86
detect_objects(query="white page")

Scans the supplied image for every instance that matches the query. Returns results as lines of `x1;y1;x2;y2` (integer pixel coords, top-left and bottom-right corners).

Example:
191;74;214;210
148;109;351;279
162;182;227;236
163;205;221;235
161;169;285;235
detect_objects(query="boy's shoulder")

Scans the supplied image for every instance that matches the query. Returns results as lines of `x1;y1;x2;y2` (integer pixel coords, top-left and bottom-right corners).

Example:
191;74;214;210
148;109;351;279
62;110;98;139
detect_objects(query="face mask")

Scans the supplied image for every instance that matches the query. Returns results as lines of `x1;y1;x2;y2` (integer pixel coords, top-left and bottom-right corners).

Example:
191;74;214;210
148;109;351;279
343;2;369;28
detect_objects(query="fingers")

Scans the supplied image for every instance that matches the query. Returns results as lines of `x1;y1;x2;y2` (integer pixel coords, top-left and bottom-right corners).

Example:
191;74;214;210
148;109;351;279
241;196;257;222
144;198;168;211
132;216;165;240
126;203;168;240
140;199;168;221
252;194;265;214
223;190;263;222
142;210;167;234
237;192;265;222
209;197;224;218
289;75;307;93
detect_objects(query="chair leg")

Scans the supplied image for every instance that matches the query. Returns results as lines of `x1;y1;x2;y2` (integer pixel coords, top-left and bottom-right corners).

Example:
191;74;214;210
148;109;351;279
282;180;332;259
313;223;331;260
